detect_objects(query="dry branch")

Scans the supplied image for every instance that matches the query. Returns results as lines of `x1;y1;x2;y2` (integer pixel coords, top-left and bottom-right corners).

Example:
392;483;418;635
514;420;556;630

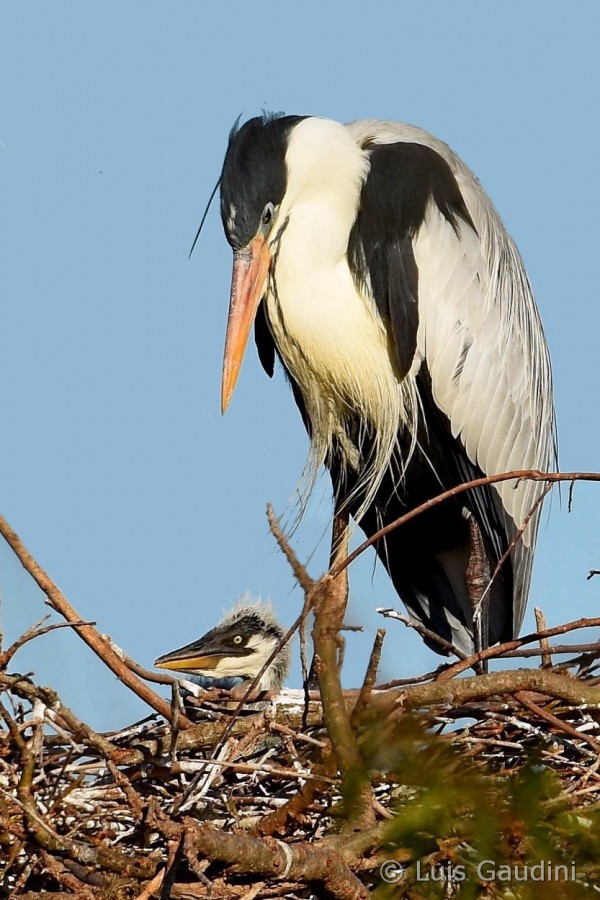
333;469;600;576
0;513;190;727
2;469;600;896
4;621;600;896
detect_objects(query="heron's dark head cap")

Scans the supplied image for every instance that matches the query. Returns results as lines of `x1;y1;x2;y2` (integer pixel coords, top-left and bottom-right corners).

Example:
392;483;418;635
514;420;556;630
220;113;307;250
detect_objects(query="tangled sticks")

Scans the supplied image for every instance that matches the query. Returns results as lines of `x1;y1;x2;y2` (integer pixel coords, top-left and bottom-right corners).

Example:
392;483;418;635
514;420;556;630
2;472;600;897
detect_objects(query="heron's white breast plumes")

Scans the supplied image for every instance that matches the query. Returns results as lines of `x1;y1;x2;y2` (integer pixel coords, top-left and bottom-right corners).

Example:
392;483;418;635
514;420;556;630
267;259;419;520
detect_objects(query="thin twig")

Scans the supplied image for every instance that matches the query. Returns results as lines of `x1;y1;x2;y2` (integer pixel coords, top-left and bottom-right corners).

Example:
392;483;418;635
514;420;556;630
174;756;336;783
103;636;177;685
312;508;375;831
351;629;385;728
377;608;467;659
0;618;95;671
535;607;553;668
332;471;600;577
0;513;190;727
266;503;314;593
437;617;600;681
515;691;600;755
134;868;165;900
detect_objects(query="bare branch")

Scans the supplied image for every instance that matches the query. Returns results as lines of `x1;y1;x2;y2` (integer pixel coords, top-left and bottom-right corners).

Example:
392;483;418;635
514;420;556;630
332;470;600;577
0;512;190;726
351;628;385;728
515;691;600;755
377;607;467;659
0;617;94;671
534;607;553;668
437;616;600;680
367;668;600;714
312;509;375;830
266;503;314;593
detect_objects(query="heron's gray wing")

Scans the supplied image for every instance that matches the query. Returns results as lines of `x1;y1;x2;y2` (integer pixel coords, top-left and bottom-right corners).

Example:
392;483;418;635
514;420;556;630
346;121;556;633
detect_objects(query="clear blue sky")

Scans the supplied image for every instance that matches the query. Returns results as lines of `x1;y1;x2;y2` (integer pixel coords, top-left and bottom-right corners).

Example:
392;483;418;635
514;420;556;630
2;3;599;730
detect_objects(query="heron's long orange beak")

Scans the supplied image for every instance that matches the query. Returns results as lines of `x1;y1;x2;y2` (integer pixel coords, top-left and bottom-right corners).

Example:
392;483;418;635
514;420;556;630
221;235;271;413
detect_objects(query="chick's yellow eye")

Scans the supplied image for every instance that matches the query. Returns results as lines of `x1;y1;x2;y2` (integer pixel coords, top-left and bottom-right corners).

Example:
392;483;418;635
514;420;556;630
232;635;243;645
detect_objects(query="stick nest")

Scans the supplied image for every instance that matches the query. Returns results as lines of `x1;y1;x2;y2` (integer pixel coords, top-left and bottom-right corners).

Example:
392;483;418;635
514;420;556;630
3;639;600;898
2;494;600;897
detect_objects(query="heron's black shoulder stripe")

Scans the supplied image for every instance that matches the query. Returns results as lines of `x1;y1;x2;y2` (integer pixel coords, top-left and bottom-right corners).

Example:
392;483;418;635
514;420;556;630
348;141;476;379
355;141;476;242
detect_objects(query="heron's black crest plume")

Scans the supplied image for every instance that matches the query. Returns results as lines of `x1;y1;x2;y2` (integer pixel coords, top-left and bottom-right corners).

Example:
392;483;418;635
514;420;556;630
228;110;287;141
189;176;221;260
228;112;244;141
189;112;248;259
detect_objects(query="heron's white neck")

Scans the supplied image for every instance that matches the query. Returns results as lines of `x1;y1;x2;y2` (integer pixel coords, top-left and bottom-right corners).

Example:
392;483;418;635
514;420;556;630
278;118;369;259
265;118;418;519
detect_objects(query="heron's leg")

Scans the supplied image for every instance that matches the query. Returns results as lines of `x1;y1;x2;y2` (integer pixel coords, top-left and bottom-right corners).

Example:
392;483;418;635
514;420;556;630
306;503;350;687
463;509;491;673
328;503;350;629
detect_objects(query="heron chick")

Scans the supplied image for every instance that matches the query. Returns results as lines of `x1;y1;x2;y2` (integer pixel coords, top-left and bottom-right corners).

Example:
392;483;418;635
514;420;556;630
154;598;290;694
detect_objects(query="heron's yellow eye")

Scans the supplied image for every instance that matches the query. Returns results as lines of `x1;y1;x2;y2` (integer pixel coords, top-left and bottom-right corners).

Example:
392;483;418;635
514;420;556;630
232;635;243;645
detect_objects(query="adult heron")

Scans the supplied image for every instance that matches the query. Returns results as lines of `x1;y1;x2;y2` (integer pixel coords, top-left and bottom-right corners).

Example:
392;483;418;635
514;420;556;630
216;114;556;656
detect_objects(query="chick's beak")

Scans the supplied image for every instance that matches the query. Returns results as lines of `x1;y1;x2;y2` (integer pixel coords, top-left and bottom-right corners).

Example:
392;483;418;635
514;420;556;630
221;234;271;413
154;649;221;674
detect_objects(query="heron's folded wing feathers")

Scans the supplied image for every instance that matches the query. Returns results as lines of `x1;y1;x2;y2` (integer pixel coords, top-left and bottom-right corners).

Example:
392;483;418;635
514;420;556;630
346;120;556;633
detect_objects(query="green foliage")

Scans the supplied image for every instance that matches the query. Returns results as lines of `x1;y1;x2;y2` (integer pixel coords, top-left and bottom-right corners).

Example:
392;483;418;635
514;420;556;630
359;715;600;897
